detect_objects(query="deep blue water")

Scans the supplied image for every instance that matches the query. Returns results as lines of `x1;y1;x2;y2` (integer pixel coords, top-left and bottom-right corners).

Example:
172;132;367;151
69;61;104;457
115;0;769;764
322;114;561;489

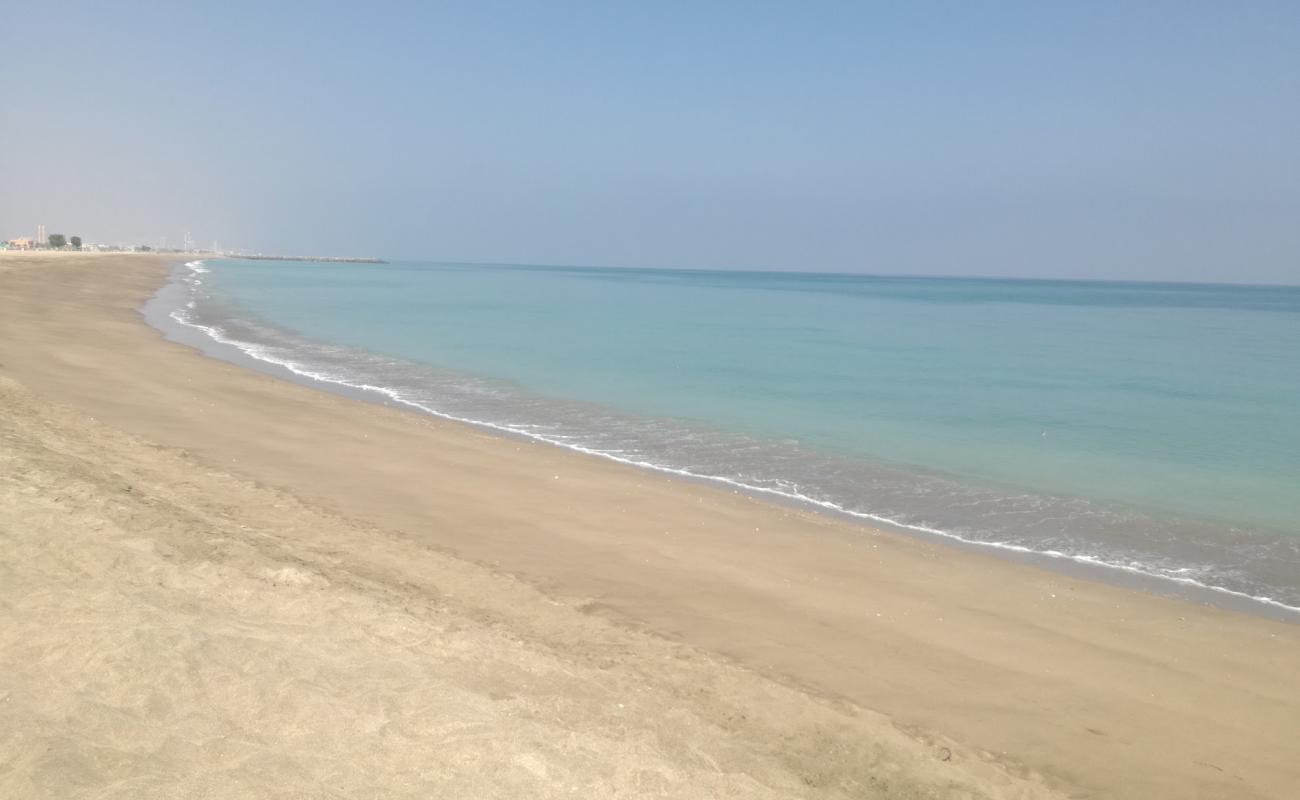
158;259;1300;613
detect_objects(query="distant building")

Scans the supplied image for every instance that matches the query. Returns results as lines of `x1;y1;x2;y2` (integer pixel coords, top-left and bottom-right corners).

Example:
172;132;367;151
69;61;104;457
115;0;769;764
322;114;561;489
36;224;46;246
7;238;34;250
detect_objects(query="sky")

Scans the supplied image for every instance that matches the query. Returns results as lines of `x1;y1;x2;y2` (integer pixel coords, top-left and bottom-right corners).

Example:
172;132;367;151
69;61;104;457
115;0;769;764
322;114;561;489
2;1;1297;283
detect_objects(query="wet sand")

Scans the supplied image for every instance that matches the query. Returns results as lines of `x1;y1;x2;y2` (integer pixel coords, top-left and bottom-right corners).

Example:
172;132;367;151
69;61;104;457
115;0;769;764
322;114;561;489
1;252;1297;798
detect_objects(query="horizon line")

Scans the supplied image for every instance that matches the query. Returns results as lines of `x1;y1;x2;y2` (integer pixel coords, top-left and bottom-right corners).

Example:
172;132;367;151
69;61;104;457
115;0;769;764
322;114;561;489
319;256;1300;291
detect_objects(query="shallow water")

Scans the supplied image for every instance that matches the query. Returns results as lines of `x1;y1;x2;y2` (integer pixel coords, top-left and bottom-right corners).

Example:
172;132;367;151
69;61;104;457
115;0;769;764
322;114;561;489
155;259;1300;613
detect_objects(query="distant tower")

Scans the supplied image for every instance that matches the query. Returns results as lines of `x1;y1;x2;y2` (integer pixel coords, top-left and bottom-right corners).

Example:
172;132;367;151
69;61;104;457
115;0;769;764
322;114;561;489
36;224;46;245
160;235;167;250
183;231;195;252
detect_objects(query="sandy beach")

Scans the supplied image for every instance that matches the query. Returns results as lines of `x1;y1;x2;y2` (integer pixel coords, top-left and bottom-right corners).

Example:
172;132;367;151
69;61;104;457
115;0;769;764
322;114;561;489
1;253;1297;799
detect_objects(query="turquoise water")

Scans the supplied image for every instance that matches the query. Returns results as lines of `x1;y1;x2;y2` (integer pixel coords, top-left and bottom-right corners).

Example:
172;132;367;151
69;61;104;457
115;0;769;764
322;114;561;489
159;259;1300;612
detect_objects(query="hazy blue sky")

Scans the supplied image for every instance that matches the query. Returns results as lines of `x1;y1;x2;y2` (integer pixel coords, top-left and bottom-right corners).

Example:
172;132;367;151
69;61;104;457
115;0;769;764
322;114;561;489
3;2;1297;282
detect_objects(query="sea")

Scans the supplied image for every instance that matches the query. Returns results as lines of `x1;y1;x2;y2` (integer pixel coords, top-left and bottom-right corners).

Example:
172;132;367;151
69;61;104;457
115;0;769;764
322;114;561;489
145;258;1300;617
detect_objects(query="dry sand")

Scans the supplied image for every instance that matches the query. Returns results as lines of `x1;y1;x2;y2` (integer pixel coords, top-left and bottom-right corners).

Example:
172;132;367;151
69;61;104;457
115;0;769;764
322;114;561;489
0;252;1296;799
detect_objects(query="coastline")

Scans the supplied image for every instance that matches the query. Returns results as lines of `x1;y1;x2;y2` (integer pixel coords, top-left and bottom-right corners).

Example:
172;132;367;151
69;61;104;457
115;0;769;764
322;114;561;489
159;258;1300;620
159;258;1300;621
2;252;1298;798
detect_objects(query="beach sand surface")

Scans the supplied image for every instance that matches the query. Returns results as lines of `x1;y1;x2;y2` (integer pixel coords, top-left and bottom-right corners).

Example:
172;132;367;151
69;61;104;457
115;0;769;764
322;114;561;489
1;253;1297;799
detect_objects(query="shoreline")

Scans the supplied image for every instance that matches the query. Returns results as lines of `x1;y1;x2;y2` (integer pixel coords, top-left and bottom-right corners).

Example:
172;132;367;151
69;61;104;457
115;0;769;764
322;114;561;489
155;257;1299;622
3;252;1299;798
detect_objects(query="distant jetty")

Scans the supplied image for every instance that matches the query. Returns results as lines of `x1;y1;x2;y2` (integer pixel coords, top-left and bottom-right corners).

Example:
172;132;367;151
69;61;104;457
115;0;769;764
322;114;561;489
235;254;386;264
